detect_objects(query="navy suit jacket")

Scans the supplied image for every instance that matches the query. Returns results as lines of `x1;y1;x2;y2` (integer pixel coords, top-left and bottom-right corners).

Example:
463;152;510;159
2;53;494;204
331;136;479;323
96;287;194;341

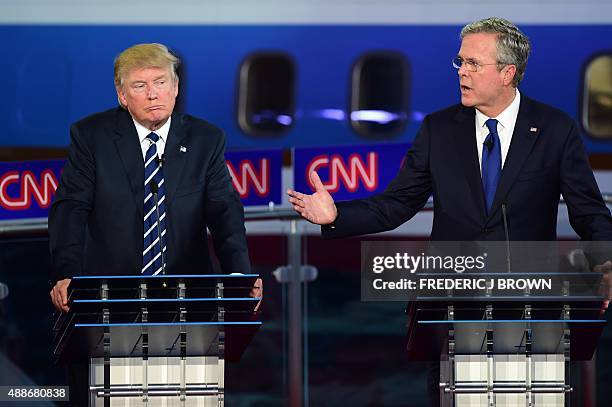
324;95;612;241
49;107;250;283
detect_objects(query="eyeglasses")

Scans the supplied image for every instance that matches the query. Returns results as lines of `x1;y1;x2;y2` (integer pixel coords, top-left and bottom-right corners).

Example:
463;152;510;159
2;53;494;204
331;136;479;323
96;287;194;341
452;57;501;72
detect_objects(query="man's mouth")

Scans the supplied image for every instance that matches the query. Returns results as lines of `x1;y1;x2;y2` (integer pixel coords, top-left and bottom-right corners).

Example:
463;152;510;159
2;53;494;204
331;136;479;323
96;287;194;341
460;85;472;92
147;105;164;111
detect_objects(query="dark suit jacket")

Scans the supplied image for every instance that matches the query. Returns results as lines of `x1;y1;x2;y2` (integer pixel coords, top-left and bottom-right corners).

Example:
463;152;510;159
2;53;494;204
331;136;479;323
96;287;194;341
323;95;612;241
49;107;250;283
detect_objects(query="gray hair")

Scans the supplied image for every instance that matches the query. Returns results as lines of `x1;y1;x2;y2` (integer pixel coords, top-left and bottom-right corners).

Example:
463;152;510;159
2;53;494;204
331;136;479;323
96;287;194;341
461;17;530;87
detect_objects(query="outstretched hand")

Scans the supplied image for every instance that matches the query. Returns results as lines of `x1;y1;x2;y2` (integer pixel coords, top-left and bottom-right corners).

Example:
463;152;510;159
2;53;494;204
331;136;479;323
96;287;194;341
287;171;337;225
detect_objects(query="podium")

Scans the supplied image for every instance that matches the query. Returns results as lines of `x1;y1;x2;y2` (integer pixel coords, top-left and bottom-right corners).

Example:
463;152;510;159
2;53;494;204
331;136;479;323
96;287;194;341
406;272;607;407
52;274;261;406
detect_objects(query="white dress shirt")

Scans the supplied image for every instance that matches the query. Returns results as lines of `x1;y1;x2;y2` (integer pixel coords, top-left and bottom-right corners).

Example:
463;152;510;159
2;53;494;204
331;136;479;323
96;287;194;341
475;90;521;173
133;117;171;160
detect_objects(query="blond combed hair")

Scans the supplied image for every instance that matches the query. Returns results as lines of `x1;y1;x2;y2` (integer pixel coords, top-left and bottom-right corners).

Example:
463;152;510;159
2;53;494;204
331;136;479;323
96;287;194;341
114;43;180;106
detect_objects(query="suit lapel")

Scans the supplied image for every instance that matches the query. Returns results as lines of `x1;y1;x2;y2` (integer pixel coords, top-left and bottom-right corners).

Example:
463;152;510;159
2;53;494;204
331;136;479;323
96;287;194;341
163;113;189;205
453;106;487;220
113;108;145;216
487;96;540;219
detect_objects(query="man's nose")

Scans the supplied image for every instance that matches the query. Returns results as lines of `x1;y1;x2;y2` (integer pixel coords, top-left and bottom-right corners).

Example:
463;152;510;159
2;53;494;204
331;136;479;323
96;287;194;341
147;85;158;99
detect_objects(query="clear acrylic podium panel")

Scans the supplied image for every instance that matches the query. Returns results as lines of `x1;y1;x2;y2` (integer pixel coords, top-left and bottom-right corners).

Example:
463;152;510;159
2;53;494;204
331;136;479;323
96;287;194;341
52;275;261;406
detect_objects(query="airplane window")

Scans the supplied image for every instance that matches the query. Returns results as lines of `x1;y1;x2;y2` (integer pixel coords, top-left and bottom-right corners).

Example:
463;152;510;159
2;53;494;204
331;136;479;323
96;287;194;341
350;52;409;138
582;54;612;139
238;53;295;136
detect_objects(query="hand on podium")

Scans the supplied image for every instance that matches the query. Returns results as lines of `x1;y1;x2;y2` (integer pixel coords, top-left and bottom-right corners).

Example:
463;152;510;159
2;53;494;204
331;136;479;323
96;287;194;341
595;261;612;310
50;278;71;312
251;278;263;312
287;171;338;225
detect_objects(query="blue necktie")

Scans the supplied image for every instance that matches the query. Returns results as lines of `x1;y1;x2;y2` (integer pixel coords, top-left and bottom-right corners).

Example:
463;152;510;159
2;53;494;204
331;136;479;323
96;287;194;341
142;132;167;275
481;119;501;213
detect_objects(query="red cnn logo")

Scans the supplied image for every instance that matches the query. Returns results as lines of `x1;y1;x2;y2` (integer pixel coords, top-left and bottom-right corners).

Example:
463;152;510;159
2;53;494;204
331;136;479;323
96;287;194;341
226;159;269;198
306;152;378;193
0;170;59;210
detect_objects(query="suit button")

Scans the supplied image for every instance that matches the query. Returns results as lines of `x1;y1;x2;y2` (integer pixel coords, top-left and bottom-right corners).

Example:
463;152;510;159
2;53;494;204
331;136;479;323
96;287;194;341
482;228;490;233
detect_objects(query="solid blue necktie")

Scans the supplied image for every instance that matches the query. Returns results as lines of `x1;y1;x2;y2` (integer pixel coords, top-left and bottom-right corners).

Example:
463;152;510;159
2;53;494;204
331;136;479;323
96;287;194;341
481;119;501;213
142;132;167;275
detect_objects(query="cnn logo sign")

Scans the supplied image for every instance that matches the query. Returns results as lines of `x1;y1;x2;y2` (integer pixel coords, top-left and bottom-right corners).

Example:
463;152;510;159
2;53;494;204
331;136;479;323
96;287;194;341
305;152;379;193
0;170;59;210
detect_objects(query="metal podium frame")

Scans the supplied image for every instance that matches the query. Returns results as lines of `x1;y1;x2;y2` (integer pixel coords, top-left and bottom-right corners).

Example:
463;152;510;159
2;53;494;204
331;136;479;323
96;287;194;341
52;274;261;406
406;272;607;407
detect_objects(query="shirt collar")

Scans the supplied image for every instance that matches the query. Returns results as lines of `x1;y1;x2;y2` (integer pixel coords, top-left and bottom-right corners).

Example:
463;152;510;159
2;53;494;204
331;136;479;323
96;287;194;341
132;116;172;144
475;89;521;131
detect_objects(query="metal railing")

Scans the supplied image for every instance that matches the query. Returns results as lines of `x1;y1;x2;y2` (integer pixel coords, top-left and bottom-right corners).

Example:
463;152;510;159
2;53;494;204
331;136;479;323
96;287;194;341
1;194;611;235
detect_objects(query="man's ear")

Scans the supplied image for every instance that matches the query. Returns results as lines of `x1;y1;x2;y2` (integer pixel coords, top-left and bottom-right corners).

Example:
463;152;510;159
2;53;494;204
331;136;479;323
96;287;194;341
503;65;517;86
173;77;179;98
116;86;128;108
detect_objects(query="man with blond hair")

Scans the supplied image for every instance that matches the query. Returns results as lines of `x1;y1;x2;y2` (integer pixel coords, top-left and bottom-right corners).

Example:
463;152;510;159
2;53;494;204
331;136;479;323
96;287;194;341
48;43;256;405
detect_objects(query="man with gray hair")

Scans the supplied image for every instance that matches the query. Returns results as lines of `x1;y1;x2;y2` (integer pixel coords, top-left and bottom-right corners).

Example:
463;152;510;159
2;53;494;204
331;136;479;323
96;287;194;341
288;16;612;241
48;43;259;406
288;16;612;407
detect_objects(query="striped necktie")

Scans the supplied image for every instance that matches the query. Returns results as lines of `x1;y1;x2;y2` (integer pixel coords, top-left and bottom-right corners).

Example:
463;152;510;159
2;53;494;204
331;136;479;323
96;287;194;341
481;118;501;213
142;132;167;275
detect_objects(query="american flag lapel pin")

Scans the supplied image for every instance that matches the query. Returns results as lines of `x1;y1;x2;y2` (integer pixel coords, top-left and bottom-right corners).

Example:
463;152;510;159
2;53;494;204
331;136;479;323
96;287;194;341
529;127;538;133
180;145;187;153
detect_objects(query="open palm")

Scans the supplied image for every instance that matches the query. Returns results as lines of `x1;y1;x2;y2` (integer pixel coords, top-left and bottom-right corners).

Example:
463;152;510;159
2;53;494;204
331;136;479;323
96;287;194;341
287;171;337;225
